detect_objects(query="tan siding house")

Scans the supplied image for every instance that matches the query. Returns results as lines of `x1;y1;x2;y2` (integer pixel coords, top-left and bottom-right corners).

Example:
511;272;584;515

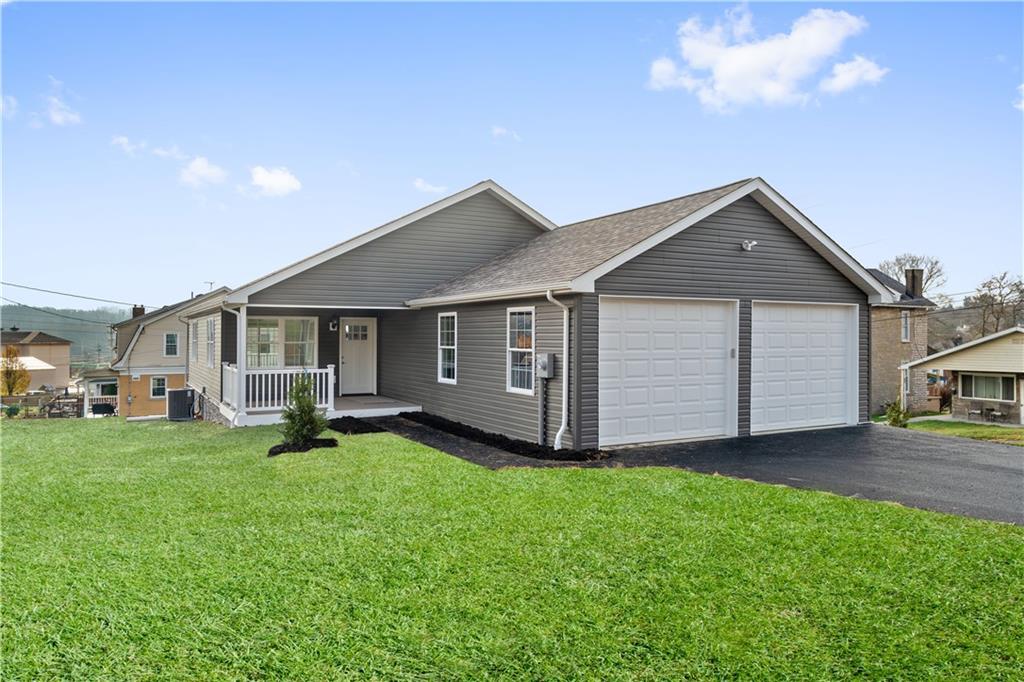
0;331;72;390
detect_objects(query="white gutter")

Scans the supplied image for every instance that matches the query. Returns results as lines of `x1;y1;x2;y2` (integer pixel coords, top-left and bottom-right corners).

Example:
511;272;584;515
546;290;569;450
407;283;574;309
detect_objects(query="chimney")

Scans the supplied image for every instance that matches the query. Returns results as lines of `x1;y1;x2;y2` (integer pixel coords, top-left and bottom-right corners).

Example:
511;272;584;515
132;305;146;318
905;269;924;299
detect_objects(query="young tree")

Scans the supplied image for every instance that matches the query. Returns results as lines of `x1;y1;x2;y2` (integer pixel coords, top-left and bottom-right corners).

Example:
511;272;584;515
279;373;328;445
878;253;947;297
964;272;1024;336
1;346;30;396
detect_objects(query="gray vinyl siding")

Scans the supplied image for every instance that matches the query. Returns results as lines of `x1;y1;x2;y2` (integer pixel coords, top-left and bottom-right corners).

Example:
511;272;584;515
379;297;572;447
578;196;870;448
576;294;599;450
250;192;546;307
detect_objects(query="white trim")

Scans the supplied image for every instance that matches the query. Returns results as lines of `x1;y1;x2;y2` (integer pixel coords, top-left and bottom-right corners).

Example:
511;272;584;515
407;284;573;308
900;310;911;343
226;180;557;304
437;312;457;385
162;332;180;358
338;317;377;396
902;327;1024;370
206;318;217;369
244;304;408;310
189;321;199;362
117;366;186;375
245;316;319;369
506;306;535;396
110;325;144;370
150;375;167;400
959;372;1017;403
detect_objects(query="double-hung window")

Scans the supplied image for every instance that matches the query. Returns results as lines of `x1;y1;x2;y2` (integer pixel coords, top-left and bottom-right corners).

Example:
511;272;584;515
164;332;179;357
150;376;167;399
900;310;911;342
507;307;534;394
437;312;457;384
283;319;315;367
961;374;1016;402
206;319;216;368
190;322;199;361
246;318;317;369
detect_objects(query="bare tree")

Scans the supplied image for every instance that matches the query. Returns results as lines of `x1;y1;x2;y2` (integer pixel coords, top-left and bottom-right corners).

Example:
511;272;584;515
878;253;947;296
964;272;1024;336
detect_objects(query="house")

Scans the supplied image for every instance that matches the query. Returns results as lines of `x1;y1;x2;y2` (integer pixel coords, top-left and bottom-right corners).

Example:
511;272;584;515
901;327;1024;424
184;178;895;448
867;268;936;414
0;330;72;390
91;288;230;418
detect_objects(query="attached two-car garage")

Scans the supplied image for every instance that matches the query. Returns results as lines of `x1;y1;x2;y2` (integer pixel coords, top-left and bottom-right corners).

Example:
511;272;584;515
599;298;858;447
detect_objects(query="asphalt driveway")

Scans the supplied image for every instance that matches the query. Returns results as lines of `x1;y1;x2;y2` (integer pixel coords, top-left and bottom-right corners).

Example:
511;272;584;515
615;425;1023;525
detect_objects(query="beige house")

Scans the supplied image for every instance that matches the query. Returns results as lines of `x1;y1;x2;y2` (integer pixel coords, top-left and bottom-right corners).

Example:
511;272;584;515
1;331;72;390
867;269;935;414
87;289;229;418
902;327;1024;425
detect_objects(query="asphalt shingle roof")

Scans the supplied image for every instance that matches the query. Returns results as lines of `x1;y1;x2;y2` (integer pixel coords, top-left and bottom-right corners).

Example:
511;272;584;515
867;269;936;307
415;178;752;301
0;330;72;345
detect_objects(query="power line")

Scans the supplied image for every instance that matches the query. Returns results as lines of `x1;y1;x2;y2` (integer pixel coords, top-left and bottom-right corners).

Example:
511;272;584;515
0;297;119;326
0;281;153;307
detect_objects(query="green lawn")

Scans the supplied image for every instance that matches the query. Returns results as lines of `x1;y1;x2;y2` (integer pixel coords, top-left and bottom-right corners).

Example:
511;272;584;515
3;419;1023;679
909;419;1024;446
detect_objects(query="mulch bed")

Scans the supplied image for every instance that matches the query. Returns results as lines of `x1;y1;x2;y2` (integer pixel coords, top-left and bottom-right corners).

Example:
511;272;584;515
267;438;338;457
327;416;386;435
398;411;609;462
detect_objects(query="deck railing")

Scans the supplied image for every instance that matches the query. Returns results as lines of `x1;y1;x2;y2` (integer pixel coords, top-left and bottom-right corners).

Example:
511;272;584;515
222;363;240;408
222;364;335;412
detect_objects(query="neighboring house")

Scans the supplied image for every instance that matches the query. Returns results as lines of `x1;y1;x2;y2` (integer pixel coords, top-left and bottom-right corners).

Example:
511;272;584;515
867;268;936;414
97;288;230;418
901;327;1024;424
0;330;72;390
185;177;895;448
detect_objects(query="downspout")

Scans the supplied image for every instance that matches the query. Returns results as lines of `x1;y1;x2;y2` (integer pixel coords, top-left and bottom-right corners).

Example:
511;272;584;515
546;290;569;450
221;304;243;427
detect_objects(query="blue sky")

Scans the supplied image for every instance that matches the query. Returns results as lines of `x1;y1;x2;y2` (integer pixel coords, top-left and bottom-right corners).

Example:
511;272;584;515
2;2;1021;311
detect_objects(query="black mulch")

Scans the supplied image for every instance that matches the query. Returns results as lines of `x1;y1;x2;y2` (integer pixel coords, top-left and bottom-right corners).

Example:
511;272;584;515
267;438;338;458
396;411;609;462
328;416;386;435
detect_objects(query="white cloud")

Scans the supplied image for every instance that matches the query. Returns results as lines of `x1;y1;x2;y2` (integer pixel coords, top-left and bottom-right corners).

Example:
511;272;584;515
491;124;521;141
648;4;882;112
819;55;889;94
413;178;446;194
152;144;188;160
1;95;17;120
179;157;226;187
250;165;301;197
1015;84;1024;112
44;76;81;126
111;135;146;157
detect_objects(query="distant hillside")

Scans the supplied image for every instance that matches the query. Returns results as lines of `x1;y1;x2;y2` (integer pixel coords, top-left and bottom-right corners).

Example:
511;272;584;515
0;304;129;367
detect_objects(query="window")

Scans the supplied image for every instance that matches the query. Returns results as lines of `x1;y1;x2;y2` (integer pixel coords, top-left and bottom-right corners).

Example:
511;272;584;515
150;376;167;399
961;374;1016;402
507;307;534;394
437;313;457;384
246;319;278;368
284;319;315;367
246;318;317;368
164;332;179;357
190;322;199;361
900;310;911;343
206;319;216;368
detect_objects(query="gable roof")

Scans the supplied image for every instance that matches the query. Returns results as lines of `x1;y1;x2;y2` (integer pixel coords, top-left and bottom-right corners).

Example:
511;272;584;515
867;269;936;308
409;177;894;306
901;327;1024;370
112;288;230;368
1;330;72;345
225;180;557;304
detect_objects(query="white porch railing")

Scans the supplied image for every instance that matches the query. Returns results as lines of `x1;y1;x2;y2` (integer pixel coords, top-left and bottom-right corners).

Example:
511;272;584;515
85;395;118;416
223;364;335;412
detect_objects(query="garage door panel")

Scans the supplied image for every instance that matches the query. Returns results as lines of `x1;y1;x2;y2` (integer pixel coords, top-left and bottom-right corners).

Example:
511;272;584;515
599;298;735;447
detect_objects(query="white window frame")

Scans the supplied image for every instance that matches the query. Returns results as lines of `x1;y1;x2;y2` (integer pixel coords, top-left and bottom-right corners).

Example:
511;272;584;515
506;306;535;396
190;322;199;362
960;372;1016;403
900;310;911;343
206;318;216;368
246;316;319;369
163;332;180;358
437;312;457;385
150;375;167;399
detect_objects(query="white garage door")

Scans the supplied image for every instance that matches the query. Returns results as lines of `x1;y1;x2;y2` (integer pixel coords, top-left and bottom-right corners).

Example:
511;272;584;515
751;302;857;433
599;298;736;447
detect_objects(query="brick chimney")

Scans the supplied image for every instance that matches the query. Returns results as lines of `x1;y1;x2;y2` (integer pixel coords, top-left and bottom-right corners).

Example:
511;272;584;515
905;269;924;299
132;305;146;318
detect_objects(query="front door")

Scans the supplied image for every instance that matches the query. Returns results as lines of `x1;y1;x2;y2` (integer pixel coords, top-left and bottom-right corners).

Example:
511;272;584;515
339;317;376;395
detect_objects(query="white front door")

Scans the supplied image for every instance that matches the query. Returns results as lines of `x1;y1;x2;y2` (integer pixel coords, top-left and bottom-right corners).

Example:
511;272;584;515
339;317;376;395
598;297;737;447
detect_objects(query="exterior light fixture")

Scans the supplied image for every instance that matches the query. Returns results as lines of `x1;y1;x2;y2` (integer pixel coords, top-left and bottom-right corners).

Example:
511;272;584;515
741;240;758;251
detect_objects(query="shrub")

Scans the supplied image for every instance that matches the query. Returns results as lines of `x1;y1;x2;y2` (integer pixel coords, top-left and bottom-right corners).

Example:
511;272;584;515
280;374;328;446
4;404;20;418
885;401;911;428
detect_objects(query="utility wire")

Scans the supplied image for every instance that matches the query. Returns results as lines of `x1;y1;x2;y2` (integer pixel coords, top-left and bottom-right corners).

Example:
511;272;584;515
0;297;119;326
0;281;153;307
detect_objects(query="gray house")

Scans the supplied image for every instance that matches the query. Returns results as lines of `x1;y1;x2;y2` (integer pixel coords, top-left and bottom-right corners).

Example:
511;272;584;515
183;178;894;449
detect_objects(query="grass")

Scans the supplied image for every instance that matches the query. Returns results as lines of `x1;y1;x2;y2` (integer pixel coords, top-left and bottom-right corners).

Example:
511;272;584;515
909;419;1024;446
3;419;1023;679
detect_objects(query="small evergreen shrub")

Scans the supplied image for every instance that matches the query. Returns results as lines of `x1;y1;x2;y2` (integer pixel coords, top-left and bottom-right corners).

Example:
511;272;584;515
885;401;911;428
4;404;20;418
280;374;328;445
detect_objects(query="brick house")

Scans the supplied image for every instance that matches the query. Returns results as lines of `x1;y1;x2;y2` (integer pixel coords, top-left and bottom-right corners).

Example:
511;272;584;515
868;269;935;414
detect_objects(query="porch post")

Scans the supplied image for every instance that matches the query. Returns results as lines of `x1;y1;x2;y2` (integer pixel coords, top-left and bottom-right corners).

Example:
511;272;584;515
237;304;247;415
